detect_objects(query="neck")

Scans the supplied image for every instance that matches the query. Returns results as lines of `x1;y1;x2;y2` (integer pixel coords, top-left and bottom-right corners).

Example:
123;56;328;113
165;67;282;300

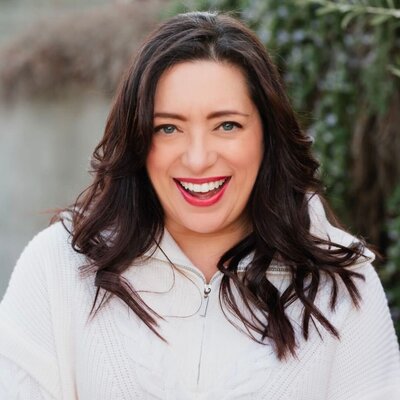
165;220;250;282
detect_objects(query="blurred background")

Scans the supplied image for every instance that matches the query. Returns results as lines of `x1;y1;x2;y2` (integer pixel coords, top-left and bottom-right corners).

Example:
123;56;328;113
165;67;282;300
1;0;399;339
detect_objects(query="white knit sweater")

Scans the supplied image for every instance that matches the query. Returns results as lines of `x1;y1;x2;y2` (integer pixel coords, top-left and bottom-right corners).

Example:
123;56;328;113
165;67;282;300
1;196;400;399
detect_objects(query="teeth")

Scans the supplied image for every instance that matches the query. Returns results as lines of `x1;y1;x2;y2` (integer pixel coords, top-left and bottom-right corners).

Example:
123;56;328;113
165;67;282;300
179;178;226;193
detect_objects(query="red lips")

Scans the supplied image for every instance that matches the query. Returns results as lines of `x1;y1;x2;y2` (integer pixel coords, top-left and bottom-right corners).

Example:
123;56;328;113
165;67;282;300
173;176;229;184
174;176;231;207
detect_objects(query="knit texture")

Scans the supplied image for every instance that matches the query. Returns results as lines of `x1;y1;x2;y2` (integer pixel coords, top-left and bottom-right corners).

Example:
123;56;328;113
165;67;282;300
1;195;400;399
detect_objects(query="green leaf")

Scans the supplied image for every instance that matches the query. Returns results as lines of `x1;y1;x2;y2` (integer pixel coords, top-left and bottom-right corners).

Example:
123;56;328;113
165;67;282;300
316;5;338;16
386;0;395;9
388;65;400;78
370;14;392;26
341;12;358;29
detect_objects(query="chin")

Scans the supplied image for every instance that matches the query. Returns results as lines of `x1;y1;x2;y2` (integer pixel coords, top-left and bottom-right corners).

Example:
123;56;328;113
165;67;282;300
183;224;225;235
178;215;230;235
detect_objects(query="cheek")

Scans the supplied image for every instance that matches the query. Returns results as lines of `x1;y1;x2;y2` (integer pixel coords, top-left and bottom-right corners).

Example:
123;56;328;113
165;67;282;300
146;144;179;193
145;147;164;189
247;130;264;170
146;142;167;173
230;137;263;175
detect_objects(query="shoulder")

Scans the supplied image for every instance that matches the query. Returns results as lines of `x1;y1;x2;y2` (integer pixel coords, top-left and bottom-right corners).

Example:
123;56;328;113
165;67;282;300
0;221;82;398
4;220;86;299
315;262;392;333
326;262;400;397
23;219;73;252
18;219;81;264
346;262;391;314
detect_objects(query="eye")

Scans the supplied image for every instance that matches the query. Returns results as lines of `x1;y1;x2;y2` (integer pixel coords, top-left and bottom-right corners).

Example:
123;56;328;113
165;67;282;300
154;124;177;135
219;121;241;132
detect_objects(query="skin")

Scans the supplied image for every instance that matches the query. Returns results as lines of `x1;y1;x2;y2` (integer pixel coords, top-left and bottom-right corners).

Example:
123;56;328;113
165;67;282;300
146;60;264;281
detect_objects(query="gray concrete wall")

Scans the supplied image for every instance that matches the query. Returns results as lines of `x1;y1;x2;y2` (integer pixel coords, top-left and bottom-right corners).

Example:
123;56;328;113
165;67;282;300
0;92;110;295
0;0;109;45
0;0;168;297
0;0;113;298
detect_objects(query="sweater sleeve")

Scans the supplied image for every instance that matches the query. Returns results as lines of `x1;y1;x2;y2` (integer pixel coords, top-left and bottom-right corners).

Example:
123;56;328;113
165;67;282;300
327;263;400;400
0;356;54;400
0;231;61;398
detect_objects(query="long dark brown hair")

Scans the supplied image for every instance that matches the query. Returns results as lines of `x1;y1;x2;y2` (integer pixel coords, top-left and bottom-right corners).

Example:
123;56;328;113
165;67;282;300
61;11;369;360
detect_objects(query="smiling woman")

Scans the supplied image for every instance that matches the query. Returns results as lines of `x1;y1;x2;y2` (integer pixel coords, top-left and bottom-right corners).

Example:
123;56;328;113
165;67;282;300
0;10;400;400
147;61;263;279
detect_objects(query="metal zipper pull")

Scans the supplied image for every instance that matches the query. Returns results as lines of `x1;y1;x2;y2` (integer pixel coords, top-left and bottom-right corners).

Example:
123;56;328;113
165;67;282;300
199;284;212;317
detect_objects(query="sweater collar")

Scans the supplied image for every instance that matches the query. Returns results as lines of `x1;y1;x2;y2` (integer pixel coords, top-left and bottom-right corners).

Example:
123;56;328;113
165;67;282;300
144;193;375;271
144;229;196;269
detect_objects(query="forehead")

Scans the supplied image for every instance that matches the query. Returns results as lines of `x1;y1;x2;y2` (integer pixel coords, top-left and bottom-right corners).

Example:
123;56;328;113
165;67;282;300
154;60;254;113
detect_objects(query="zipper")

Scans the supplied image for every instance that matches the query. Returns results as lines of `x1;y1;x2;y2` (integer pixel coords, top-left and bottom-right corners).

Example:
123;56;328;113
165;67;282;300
236;265;289;273
172;264;221;388
177;263;221;282
178;263;289;317
199;284;212;317
175;262;289;389
195;280;218;387
172;262;223;315
268;265;289;273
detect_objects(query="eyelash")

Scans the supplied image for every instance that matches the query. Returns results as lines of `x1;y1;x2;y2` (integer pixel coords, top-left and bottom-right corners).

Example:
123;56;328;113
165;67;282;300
153;121;242;135
219;121;242;132
153;124;177;135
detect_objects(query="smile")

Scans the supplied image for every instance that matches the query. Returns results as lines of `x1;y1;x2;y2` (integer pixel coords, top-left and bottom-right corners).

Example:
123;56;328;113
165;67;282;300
173;176;231;207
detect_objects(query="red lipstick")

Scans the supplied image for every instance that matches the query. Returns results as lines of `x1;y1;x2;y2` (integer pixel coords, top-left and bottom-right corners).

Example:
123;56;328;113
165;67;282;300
173;176;231;207
174;176;228;184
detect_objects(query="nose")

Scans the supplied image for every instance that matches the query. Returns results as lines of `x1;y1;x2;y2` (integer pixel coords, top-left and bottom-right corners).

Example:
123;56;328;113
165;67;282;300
181;131;217;174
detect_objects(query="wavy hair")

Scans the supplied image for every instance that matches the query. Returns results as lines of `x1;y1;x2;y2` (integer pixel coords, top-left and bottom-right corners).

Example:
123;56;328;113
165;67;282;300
62;11;368;360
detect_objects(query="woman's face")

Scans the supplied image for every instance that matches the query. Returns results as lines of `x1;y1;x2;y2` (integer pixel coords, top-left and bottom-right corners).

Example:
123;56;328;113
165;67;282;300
146;60;264;237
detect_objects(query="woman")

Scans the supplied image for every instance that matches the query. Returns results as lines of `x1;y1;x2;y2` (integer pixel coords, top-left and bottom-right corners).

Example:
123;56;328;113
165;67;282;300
0;11;399;400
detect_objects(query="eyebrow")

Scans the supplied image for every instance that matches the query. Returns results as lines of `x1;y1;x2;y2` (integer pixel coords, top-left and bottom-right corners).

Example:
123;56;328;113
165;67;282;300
153;110;250;121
